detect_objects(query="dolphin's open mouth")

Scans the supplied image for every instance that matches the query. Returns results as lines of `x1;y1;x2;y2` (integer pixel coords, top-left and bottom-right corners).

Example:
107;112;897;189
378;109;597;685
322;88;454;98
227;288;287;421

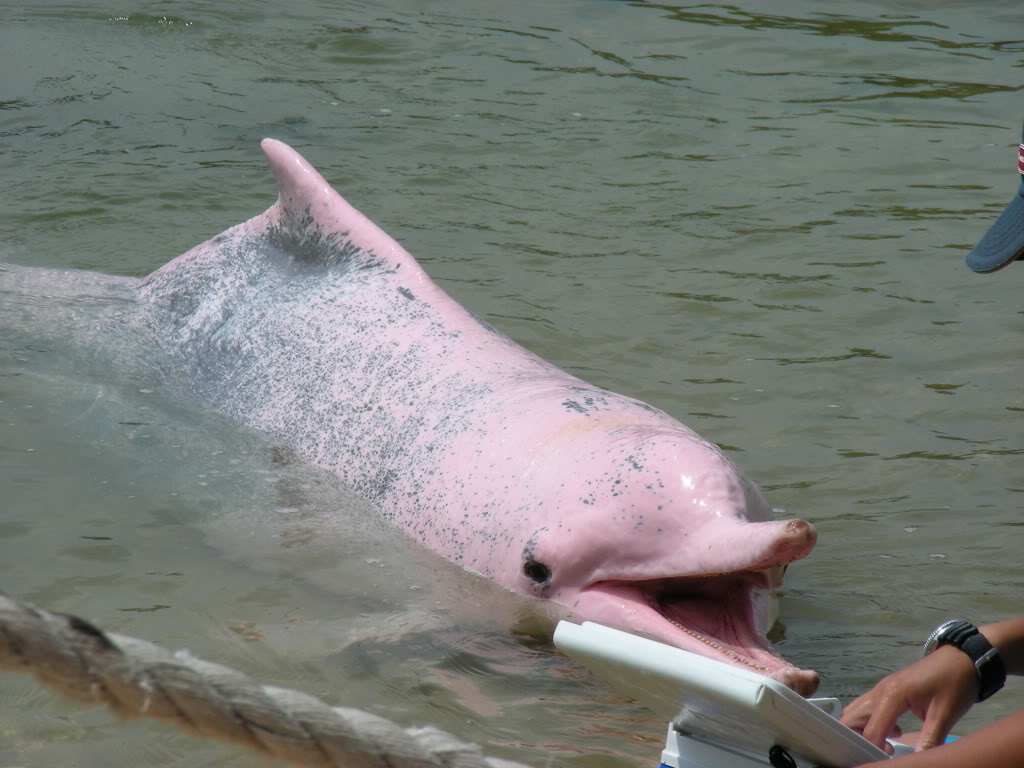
575;567;819;696
650;572;777;668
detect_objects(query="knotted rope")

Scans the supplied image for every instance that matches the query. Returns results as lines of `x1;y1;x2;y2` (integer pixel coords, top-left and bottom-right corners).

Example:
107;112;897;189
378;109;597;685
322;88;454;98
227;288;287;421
0;593;533;768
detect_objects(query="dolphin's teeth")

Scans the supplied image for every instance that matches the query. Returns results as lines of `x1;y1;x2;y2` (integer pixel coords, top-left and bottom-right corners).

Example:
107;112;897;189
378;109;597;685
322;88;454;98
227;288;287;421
667;618;770;672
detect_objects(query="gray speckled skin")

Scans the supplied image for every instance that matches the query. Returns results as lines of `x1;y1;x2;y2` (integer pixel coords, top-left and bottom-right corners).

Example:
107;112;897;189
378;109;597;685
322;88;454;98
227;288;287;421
2;140;819;693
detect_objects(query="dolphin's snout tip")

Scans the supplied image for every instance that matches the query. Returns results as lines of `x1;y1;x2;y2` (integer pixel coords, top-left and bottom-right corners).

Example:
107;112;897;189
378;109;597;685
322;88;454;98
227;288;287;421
781;518;817;560
785;518;816;543
771;666;820;698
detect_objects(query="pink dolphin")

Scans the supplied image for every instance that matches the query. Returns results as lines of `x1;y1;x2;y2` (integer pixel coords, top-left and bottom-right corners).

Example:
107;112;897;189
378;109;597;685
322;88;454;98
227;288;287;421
140;140;816;693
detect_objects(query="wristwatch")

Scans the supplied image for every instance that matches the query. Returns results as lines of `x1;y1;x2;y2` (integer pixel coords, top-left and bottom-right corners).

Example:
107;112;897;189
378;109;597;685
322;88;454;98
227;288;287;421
923;619;1006;701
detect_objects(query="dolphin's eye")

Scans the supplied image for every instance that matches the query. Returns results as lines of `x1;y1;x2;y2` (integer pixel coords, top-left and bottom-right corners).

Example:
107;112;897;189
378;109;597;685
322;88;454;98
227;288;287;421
524;560;551;584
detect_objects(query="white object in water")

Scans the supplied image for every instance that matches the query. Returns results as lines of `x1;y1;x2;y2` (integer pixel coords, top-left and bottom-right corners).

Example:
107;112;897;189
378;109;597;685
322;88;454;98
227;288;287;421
553;621;908;768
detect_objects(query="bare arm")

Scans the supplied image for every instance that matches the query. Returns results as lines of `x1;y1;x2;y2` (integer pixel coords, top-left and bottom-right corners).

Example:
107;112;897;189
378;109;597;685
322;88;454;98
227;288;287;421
842;618;1024;751
980;617;1024;675
855;709;1024;768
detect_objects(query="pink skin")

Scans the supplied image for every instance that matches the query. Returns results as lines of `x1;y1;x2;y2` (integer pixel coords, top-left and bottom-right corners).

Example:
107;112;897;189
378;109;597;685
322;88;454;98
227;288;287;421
137;139;819;695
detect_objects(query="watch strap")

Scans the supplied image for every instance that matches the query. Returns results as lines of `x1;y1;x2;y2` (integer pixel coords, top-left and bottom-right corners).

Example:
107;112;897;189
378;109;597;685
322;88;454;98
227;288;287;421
958;631;1007;702
928;620;1006;702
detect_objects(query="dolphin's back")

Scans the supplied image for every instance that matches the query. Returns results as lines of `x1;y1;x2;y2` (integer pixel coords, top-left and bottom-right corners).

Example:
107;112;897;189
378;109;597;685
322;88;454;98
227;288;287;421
140;139;428;341
136;140;556;522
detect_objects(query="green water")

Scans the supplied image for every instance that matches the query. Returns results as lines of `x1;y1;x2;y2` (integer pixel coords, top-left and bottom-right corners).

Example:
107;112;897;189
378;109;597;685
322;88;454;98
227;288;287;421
1;1;1021;766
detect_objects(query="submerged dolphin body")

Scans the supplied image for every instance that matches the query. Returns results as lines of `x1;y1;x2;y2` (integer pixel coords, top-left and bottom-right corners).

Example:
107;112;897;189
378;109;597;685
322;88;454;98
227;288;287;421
6;140;819;694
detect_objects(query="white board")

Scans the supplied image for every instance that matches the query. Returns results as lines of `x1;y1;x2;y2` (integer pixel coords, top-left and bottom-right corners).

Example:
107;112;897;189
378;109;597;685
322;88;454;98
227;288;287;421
553;621;890;768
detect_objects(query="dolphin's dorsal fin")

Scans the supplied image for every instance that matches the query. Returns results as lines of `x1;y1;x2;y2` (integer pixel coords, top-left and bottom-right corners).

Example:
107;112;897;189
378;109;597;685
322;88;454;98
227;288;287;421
261;138;424;275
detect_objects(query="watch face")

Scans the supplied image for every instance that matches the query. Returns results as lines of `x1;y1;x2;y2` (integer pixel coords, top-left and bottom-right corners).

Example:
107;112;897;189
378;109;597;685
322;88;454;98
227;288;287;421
924;619;969;656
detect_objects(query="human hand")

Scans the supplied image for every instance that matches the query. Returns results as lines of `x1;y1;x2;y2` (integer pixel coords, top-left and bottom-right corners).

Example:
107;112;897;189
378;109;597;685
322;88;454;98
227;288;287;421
840;645;977;752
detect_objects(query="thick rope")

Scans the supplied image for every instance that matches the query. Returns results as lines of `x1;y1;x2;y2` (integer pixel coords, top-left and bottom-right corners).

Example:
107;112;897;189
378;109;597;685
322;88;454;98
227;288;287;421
0;593;533;768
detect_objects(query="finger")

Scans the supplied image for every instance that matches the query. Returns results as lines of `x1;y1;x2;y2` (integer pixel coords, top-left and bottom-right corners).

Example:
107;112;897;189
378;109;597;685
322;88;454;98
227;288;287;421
880;724;903;755
861;694;908;750
916;700;961;751
840;710;863;731
840;692;876;731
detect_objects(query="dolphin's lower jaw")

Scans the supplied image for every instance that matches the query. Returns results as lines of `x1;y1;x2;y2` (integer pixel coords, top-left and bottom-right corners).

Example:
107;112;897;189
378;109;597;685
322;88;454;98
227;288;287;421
569;569;820;697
